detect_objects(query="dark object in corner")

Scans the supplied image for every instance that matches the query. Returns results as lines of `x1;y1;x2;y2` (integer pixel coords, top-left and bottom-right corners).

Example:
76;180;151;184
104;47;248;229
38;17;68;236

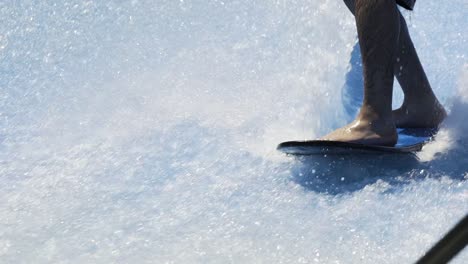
416;213;468;264
396;0;416;10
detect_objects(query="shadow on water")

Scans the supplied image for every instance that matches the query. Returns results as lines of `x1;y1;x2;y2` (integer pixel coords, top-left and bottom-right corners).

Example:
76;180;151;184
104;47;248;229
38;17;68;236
290;153;420;195
341;42;364;122
289;141;468;195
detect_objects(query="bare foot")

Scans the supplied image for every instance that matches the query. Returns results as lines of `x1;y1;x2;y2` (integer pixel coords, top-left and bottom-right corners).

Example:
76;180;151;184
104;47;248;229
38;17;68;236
321;117;398;146
393;98;447;128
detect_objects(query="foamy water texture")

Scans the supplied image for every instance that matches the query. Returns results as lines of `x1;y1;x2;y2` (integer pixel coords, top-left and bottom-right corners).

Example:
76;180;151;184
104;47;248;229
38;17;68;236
1;1;467;263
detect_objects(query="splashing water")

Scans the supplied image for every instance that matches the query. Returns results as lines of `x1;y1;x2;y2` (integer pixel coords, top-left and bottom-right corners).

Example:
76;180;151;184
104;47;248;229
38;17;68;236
1;1;467;263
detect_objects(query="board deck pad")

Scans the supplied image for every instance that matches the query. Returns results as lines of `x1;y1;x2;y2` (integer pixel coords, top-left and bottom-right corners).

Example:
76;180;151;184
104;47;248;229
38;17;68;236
277;128;437;155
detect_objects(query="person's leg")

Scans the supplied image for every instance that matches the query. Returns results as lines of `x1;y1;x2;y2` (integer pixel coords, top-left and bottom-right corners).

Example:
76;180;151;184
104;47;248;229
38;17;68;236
323;0;399;146
392;12;447;127
342;0;446;128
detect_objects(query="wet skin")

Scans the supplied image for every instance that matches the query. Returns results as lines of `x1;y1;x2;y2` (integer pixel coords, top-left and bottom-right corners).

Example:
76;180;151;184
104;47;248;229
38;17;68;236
323;0;446;146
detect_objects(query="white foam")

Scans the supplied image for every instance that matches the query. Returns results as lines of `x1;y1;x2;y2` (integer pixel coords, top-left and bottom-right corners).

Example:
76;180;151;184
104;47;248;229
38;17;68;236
418;64;468;162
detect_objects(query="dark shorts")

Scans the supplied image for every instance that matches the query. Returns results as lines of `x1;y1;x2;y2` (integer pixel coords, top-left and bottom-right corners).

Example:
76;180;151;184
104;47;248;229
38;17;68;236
343;0;415;11
396;0;415;10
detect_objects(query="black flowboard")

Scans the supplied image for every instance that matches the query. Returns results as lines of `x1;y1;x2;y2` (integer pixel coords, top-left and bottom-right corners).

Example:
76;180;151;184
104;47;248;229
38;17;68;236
277;128;437;155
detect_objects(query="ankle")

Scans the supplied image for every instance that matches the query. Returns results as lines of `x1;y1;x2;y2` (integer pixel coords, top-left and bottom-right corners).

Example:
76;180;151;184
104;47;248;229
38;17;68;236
357;106;394;124
354;114;396;135
402;92;439;108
